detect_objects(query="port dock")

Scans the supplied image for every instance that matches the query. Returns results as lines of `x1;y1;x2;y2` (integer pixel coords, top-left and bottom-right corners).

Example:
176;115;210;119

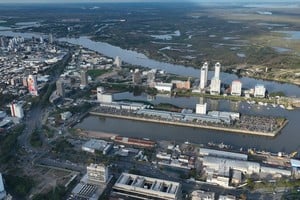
89;111;288;137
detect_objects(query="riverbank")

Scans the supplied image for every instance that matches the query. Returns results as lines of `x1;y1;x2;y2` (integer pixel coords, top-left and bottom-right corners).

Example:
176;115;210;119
89;111;288;137
76;129;118;139
92;36;300;87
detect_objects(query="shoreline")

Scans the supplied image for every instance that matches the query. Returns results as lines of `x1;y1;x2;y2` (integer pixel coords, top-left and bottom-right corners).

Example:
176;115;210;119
92;37;300;87
76;129;118;139
89;111;288;137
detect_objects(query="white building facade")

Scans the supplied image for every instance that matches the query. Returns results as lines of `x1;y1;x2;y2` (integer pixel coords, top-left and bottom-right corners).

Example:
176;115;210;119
214;62;221;79
87;163;109;184
199;62;208;90
254;84;266;98
10;102;24;119
196;103;207;115
210;78;221;95
231;80;242;96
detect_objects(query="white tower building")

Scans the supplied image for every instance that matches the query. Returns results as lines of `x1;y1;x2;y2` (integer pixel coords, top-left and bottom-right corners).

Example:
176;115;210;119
231;80;242;96
199;62;208;90
254;84;266;98
214;62;221;79
114;56;122;68
210;78;221;95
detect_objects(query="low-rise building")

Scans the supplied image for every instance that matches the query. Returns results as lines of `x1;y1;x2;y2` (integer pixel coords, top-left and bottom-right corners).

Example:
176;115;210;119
60;111;72;121
218;195;236;200
112;173;181;200
171;79;191;90
191;190;215;200
155;82;174;92
82;139;113;155
196;103;207;115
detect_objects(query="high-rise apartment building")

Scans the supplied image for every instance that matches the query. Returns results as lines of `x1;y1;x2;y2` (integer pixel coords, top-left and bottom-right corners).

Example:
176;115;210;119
27;75;38;96
10;102;24;119
210;78;221;95
199;62;208;90
231;80;242;96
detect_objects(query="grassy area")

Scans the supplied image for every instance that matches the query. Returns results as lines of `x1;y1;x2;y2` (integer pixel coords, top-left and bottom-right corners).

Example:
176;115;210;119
247;178;300;191
87;69;111;79
32;186;66;200
0;124;25;163
52;138;74;153
30;129;43;148
4;174;35;198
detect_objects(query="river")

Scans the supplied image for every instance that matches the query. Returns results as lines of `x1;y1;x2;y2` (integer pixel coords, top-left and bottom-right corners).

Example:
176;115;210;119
1;30;300;153
0;30;300;96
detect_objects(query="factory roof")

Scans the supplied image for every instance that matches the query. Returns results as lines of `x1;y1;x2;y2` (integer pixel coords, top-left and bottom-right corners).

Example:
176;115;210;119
199;148;248;161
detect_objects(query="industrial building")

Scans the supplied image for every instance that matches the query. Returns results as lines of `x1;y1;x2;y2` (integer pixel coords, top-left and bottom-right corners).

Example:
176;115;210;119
112;173;181;200
207;111;240;120
202;156;261;175
82;139;113;154
10;102;24;119
231;80;242;96
99;102;145;111
254;84;266;98
199;148;248;161
154;82;174;92
136;109;232;124
171;79;191;90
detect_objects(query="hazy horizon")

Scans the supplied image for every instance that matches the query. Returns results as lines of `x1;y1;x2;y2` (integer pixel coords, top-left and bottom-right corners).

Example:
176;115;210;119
0;0;299;4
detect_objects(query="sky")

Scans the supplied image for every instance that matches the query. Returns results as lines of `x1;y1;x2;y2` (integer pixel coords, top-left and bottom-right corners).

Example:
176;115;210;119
0;0;299;3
